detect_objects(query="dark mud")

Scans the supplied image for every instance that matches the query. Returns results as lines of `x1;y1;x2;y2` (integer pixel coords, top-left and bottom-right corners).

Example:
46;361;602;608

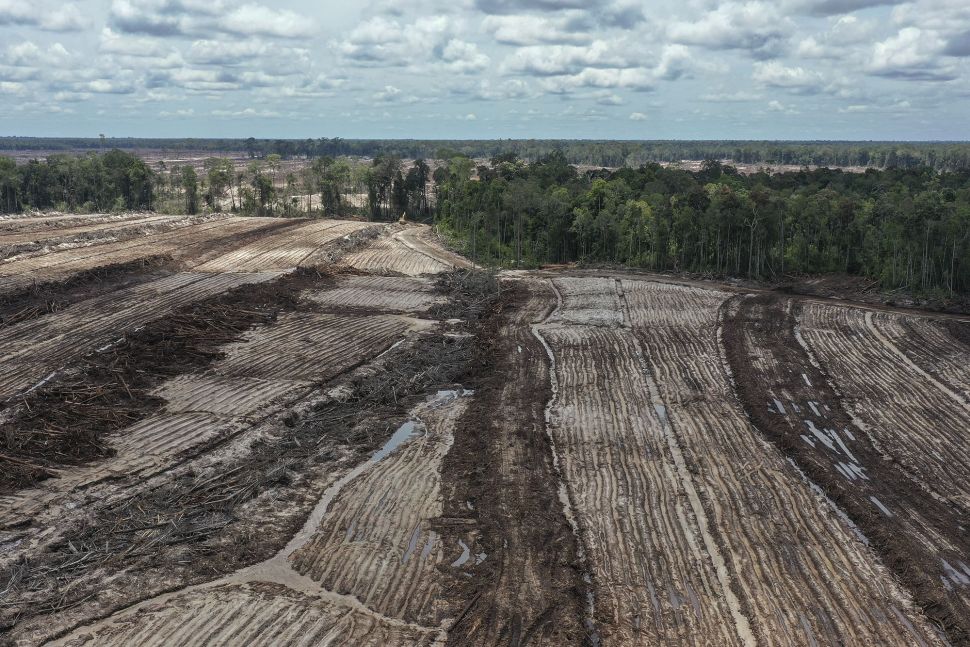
942;319;970;350
723;293;970;645
435;282;586;647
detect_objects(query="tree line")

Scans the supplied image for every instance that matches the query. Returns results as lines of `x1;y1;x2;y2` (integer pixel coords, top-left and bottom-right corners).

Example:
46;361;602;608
433;153;970;295
0;151;432;221
3;148;969;295
4;138;970;171
0;151;153;213
149;153;432;220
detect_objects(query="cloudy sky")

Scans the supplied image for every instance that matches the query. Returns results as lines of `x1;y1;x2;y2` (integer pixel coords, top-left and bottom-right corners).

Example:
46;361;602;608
1;0;969;139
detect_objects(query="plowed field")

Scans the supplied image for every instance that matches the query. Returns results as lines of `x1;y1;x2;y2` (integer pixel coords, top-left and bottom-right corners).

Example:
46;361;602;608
2;213;969;646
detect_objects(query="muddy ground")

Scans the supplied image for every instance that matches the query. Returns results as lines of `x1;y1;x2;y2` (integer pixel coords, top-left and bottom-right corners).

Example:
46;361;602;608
723;293;970;642
2;213;969;646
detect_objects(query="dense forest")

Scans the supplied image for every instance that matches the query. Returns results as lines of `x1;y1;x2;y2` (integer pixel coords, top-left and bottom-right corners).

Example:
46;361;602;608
1;149;968;295
434;153;970;296
4;137;970;171
0;151;153;213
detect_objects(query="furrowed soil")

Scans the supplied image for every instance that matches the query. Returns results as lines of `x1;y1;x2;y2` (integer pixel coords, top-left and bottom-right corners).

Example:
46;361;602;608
0;267;329;492
0;255;176;329
2;212;970;646
723;293;970;643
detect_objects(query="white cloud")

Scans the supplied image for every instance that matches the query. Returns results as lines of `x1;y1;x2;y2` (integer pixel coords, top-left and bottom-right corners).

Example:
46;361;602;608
629;111;647;120
753;61;827;93
1;0;969;138
539;67;655;92
109;0;314;39
0;1;89;31
668;2;794;59
483;13;592;45
336;15;456;67
99;28;171;58
3;41;74;68
701;90;762;102
221;4;315;39
441;39;490;73
787;0;904;16
767;99;799;113
211;107;282;118
501;41;630;76
373;85;401;101
868;27;955;80
0;80;27;95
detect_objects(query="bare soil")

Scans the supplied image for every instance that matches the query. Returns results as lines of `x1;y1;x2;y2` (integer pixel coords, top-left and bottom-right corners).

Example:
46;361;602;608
0;255;176;329
723;293;970;643
435;281;586;646
3;213;969;647
0;268;330;493
0;269;498;645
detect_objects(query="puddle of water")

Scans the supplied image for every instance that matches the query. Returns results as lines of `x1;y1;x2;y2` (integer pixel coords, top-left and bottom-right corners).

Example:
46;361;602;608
787;458;869;545
374;338;405;361
942;560;970;587
532;319;603;647
805;420;835;452
372;420;424;464
869;495;893;518
420;531;437;560
49;388;473;645
451;539;471;567
402;525;422;564
835;463;856;481
24;371;57;395
425;388;474;410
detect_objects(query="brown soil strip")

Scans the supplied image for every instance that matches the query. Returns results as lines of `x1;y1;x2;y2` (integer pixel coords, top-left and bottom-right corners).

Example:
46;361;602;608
435;281;586;646
722;293;970;645
0;268;329;494
175;217;304;266
0;255;177;329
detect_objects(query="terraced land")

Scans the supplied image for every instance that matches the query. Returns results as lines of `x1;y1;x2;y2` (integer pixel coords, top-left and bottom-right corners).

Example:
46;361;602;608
2;212;970;646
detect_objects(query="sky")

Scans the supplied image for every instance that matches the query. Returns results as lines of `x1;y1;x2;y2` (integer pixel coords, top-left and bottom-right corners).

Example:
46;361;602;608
1;0;969;140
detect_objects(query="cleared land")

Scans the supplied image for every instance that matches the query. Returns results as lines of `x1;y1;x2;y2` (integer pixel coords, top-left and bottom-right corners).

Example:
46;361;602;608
1;212;969;646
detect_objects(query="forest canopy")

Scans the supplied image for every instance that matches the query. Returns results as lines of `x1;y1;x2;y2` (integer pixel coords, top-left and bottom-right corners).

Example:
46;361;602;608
434;154;970;296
